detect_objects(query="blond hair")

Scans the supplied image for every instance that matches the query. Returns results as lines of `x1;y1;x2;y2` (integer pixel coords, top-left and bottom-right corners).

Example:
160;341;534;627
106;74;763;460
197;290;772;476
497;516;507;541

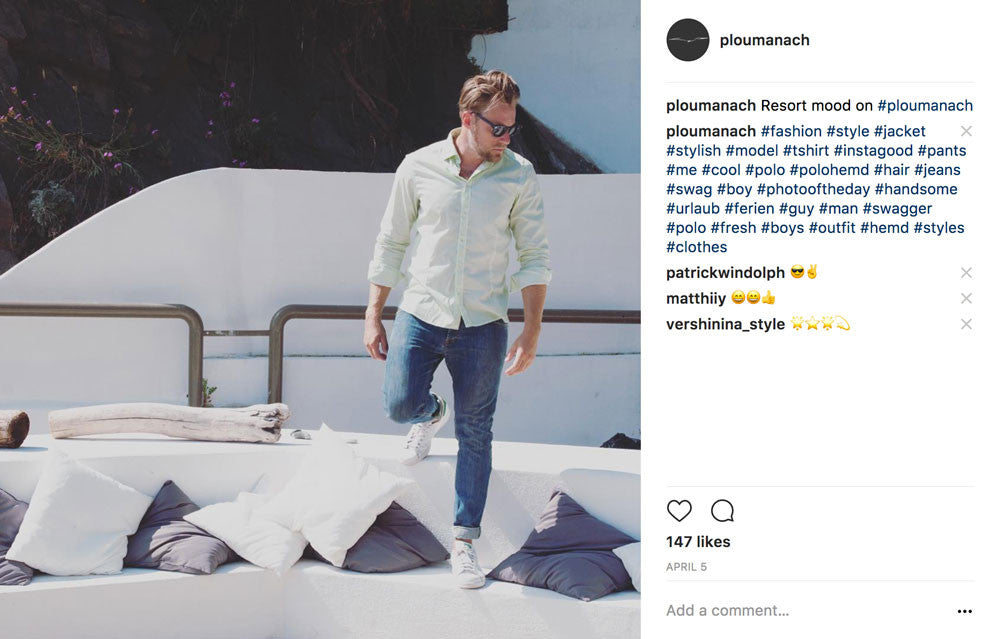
457;70;520;115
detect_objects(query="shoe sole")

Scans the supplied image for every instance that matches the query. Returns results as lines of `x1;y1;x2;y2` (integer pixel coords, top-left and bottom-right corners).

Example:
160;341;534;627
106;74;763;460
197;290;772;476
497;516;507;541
401;453;422;467
457;578;486;589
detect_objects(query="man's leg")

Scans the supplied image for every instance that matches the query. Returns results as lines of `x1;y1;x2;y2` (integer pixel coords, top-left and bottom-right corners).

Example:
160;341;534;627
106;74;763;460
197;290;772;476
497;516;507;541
383;310;445;429
444;318;508;541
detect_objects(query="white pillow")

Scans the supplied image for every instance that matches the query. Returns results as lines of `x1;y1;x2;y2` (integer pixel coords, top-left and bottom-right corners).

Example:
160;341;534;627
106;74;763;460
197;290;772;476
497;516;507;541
184;492;306;575
613;542;641;592
255;424;414;567
6;448;152;575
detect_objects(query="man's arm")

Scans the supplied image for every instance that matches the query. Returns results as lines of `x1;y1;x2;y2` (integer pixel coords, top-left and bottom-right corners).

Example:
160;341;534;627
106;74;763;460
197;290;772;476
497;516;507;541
505;164;552;376
367;158;418;289
364;283;392;361
365;158;417;360
504;283;547;376
508;165;552;292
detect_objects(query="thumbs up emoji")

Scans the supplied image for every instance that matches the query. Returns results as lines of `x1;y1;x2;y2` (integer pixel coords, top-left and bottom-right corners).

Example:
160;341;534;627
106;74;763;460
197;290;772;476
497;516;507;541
807;264;817;279
761;290;775;304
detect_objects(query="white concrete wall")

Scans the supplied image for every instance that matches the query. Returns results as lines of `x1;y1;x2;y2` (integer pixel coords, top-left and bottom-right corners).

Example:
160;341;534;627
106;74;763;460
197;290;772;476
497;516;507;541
0;168;638;445
469;0;640;173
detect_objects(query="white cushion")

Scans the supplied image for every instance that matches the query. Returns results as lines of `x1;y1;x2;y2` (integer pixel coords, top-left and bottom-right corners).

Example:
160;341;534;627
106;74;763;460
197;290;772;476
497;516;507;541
613;542;641;592
184;492;306;574
255;424;414;567
558;468;640;540
6;448;152;575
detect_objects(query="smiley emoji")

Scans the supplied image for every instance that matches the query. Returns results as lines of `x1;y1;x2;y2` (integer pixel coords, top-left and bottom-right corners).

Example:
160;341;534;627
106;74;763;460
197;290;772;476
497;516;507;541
747;290;760;304
791;264;805;279
731;290;745;304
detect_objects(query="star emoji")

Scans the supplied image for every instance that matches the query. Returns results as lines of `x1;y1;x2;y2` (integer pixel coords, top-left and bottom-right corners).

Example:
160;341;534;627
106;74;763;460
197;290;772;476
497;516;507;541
791;315;803;330
822;315;834;330
806;315;819;330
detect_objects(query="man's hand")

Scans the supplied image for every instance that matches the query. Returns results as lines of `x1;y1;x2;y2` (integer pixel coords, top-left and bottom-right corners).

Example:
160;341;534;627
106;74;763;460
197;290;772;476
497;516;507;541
504;327;540;376
364;315;389;360
364;283;392;361
506;283;547;376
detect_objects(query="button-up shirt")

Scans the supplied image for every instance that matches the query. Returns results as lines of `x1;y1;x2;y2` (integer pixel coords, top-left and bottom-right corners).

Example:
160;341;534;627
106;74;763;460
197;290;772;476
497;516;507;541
368;129;551;329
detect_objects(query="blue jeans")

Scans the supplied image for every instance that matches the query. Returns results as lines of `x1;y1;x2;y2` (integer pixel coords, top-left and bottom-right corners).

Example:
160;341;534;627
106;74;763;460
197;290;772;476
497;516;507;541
382;309;508;540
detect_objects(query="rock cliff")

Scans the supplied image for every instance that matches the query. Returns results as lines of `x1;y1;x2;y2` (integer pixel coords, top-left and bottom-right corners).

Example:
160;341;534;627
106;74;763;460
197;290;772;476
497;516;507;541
0;0;597;270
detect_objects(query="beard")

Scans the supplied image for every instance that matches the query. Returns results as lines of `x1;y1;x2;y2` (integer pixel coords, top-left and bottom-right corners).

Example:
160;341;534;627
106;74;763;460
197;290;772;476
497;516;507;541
472;125;505;162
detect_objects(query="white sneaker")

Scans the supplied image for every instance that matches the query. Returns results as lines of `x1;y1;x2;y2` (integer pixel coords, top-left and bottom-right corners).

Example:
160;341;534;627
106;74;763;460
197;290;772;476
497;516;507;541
401;394;450;466
451;541;486;589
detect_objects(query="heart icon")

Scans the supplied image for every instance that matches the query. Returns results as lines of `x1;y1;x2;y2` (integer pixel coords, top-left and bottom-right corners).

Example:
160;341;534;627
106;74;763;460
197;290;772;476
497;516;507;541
667;499;692;522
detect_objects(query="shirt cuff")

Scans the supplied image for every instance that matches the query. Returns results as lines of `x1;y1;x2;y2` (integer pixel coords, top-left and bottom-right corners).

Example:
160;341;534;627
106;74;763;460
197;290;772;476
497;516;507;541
510;268;552;291
367;261;404;288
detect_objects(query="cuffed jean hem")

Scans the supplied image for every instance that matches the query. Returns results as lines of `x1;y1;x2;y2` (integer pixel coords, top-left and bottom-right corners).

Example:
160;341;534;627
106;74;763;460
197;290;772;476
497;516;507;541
452;525;481;540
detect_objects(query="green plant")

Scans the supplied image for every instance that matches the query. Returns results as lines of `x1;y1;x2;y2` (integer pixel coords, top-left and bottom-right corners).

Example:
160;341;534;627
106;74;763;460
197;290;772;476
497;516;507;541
27;181;75;238
0;83;159;257
208;81;275;168
202;378;218;408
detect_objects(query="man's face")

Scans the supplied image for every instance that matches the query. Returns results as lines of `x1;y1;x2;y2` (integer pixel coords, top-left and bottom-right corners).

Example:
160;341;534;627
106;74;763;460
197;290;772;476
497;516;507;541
467;101;517;163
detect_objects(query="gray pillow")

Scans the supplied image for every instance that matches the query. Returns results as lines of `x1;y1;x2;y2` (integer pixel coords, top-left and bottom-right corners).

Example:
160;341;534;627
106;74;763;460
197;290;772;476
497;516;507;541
487;491;636;601
304;502;449;573
0;487;33;585
125;480;237;575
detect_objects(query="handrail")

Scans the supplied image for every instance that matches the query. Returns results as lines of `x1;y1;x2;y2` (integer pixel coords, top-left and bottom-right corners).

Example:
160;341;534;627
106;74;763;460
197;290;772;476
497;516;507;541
267;305;640;403
0;301;638;409
0;302;204;407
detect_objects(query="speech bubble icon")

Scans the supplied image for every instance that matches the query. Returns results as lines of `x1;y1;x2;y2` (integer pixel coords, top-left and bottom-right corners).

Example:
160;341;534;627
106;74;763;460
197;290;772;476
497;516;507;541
711;499;734;522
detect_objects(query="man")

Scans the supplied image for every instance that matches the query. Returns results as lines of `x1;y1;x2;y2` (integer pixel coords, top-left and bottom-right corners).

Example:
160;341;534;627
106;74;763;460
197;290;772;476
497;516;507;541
364;70;550;589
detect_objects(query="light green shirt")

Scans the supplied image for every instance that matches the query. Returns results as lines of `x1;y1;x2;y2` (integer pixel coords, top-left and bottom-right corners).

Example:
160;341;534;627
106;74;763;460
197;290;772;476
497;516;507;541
368;129;551;329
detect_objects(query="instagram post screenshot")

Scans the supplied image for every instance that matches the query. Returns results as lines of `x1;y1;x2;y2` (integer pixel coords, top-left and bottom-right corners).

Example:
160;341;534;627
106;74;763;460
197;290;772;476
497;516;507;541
0;2;641;638
645;2;995;638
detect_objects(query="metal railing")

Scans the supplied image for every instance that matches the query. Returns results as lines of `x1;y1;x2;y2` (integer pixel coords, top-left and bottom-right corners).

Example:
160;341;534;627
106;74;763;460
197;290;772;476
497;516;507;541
267;305;640;403
0;302;639;408
0;302;205;406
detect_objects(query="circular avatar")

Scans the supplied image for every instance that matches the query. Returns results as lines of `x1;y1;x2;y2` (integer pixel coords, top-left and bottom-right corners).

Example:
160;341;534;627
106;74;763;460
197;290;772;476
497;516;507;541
667;19;710;62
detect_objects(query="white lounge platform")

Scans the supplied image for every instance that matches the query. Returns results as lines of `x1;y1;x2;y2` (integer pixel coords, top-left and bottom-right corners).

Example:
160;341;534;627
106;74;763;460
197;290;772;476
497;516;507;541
0;430;639;638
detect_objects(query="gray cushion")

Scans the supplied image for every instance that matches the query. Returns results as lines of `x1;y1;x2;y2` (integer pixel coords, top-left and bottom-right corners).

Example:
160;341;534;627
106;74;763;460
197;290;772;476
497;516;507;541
0;487;33;585
487;491;636;601
304;502;449;573
125;481;237;575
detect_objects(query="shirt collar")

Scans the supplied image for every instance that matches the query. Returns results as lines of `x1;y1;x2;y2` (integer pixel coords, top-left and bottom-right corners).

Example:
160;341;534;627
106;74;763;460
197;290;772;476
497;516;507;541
441;128;461;163
441;128;502;176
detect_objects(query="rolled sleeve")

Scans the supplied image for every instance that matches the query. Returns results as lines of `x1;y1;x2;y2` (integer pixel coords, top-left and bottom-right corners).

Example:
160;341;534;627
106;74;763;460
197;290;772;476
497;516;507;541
368;158;418;288
509;164;552;291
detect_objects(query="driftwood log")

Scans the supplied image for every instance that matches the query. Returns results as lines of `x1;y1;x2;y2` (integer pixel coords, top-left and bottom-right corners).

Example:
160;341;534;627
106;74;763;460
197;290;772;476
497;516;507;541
49;403;289;443
0;410;30;448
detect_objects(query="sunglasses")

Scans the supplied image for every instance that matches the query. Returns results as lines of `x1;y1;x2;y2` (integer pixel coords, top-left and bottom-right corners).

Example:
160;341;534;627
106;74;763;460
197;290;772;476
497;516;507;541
474;112;521;137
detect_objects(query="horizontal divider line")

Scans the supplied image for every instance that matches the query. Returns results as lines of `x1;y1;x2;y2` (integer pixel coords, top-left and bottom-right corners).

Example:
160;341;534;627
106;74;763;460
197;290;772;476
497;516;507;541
667;485;974;489
664;579;975;583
